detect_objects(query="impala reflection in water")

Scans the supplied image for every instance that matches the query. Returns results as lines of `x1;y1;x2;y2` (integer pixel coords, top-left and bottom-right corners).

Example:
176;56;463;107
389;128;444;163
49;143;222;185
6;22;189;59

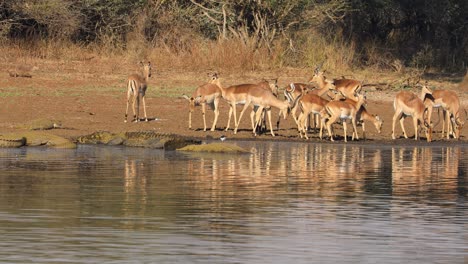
0;142;466;263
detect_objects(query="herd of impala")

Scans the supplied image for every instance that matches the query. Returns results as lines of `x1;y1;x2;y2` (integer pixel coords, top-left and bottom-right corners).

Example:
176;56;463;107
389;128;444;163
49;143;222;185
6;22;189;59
124;61;465;142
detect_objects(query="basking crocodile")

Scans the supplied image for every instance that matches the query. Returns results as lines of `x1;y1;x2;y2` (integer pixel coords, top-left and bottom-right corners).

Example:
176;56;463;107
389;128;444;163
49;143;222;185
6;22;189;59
0;131;76;148
16;118;62;130
77;131;201;150
0;136;26;148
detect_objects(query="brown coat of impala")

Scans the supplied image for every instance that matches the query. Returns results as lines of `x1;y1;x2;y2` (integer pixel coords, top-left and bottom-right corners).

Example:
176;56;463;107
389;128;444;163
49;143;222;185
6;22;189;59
392;87;433;142
309;68;362;101
424;89;464;139
296;93;330;139
321;93;367;142
125;61;152;123
211;77;278;133
236;85;299;136
182;74;222;131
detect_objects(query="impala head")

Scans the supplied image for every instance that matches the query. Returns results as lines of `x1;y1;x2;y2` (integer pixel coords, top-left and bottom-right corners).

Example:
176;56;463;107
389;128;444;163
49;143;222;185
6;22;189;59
424;121;433;142
355;92;367;106
309;69;326;83
453;116;464;139
207;71;222;88
140;61;152;78
326;89;345;100
208;71;219;82
182;94;198;112
418;83;432;100
265;78;279;97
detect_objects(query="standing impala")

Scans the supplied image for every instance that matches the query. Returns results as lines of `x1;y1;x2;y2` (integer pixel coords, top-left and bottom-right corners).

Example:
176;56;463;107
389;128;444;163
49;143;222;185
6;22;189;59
309;66;362;101
392;86;433;142
182;73;222;131
284;79;335;125
211;76;278;132
321;93;367;142
125;61;152;122
296;93;330;139
235;85;300;136
424;89;464;139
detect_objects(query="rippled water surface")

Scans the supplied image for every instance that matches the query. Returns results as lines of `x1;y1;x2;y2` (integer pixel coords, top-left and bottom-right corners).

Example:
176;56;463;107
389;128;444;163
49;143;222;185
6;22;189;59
0;142;466;263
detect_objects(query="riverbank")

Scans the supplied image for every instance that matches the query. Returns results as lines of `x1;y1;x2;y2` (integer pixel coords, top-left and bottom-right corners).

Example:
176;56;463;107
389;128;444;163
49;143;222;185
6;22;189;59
0;59;466;146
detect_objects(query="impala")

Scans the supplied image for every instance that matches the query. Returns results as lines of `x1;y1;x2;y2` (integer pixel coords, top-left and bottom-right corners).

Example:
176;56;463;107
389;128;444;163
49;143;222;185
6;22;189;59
235;85;301;136
211;76;278;132
182;73;222;131
296;93;330;139
125;61;152;122
321;93;367;142
309;65;362;101
424;89;464;139
283;83;312;124
392;86;433;142
284;79;335;125
356;107;383;139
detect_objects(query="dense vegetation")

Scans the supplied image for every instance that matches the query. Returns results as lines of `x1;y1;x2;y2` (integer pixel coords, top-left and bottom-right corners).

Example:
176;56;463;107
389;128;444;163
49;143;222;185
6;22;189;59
1;0;467;72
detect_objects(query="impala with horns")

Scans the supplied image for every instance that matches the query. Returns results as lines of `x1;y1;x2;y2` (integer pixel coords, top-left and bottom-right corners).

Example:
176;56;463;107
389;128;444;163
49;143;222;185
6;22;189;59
182;73;222;131
423;89;464;139
296;92;331;139
294;82;340;139
309;64;362;101
125;61;152;122
283;78;336;129
235;85;301;136
321;92;367;142
210;75;278;132
392;86;433;142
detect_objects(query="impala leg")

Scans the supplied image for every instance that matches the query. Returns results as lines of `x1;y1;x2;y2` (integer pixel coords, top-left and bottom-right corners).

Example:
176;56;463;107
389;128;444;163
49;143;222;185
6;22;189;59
319;116;325;139
210;98;219;132
303;114;310;139
343;120;348;142
235;103;249;134
291;105;299;125
392;111;402;139
297;112;305;138
446;111;456;139
125;90;132;123
250;109;256;132
361;121;366;139
266;108;275;136
141;95;148;122
326;116;337;142
201;102;207;131
352;118;359;141
253;106;263;135
132;95;138;122
413;118;419;140
225;105;233;131
441;110;446;138
399;116;408;138
188;106;193;129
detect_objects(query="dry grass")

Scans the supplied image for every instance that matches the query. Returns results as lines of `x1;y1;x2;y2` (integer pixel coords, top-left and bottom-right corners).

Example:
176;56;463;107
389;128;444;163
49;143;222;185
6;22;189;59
0;29;361;74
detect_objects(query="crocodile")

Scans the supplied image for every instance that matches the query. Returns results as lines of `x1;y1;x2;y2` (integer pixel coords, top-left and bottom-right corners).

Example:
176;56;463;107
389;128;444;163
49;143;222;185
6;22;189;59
0;132;75;148
77;130;201;150
16;118;62;130
0;136;27;148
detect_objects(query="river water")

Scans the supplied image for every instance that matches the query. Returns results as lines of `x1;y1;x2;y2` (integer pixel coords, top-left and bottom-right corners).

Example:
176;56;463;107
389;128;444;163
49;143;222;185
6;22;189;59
0;141;466;263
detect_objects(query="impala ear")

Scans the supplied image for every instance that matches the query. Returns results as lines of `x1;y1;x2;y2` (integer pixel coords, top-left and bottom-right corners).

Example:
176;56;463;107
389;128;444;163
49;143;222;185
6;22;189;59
181;94;191;101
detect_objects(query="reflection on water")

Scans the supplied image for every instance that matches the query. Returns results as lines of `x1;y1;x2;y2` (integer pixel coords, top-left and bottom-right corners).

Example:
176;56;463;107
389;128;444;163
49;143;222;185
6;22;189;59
0;142;466;263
